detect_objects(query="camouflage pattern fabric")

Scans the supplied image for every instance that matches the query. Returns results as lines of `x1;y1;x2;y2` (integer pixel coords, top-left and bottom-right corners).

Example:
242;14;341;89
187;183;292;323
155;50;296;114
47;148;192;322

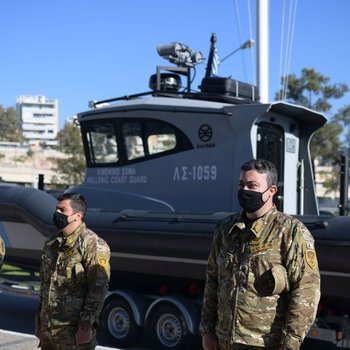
36;223;110;349
218;341;267;350
200;206;320;350
0;236;5;269
40;326;96;350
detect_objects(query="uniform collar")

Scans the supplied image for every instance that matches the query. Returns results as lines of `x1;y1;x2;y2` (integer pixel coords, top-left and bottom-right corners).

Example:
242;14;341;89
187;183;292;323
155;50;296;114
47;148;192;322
48;223;86;248
230;205;278;238
63;223;86;247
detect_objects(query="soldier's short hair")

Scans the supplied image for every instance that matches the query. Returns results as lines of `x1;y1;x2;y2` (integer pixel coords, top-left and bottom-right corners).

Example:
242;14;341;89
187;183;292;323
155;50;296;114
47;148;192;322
241;159;278;187
58;193;87;219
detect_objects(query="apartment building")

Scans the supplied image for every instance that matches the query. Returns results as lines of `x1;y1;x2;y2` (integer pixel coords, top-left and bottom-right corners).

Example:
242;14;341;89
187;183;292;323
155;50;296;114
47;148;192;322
16;95;58;146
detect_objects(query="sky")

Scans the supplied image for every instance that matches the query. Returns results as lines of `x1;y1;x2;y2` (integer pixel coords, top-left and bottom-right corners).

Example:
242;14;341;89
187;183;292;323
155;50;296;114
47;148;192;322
1;0;350;129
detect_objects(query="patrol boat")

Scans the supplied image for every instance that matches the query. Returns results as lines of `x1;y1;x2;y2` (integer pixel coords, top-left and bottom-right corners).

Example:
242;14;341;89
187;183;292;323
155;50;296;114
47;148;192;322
0;41;349;349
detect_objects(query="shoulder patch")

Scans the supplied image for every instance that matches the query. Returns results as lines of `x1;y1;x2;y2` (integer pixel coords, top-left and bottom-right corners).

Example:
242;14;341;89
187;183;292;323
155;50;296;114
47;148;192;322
97;249;110;275
98;257;108;271
303;242;317;270
305;250;317;269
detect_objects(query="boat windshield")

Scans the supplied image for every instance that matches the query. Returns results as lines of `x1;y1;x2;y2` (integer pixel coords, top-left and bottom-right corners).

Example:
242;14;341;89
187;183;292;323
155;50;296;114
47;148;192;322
82;118;193;167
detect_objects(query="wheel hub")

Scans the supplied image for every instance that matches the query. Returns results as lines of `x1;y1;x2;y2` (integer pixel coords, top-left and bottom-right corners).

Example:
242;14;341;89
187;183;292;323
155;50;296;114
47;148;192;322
156;313;182;347
108;307;130;339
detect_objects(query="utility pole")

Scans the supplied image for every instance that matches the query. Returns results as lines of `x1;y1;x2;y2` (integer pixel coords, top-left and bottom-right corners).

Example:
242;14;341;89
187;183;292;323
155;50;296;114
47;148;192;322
257;0;269;103
339;154;349;216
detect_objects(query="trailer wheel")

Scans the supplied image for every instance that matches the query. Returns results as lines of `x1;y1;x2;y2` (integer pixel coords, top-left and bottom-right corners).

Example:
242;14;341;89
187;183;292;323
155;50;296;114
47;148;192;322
100;297;141;347
148;303;194;350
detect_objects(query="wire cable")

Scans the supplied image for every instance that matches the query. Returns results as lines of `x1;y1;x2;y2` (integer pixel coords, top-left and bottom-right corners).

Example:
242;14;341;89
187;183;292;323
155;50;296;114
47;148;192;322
234;0;248;82
282;0;293;100
283;0;298;100
278;0;287;100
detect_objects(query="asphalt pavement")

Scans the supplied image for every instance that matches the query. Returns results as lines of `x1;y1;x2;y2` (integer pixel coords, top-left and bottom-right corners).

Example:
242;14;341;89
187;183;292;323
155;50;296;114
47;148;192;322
0;291;149;350
0;285;327;350
0;329;118;350
0;330;38;350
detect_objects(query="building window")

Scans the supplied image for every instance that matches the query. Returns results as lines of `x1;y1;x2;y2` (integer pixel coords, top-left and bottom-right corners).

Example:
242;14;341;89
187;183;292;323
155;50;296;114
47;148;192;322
33;113;54;118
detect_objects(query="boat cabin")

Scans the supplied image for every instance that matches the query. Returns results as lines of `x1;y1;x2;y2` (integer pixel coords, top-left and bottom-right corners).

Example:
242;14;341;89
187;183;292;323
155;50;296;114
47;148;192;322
71;64;326;215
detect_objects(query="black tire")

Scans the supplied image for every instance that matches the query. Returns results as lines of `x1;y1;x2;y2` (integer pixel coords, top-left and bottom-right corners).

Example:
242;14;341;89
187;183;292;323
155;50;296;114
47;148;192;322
148;303;194;350
99;297;142;347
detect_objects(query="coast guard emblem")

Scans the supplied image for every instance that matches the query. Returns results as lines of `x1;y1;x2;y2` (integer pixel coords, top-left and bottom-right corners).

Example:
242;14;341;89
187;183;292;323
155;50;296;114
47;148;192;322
305;249;317;269
98;257;108;272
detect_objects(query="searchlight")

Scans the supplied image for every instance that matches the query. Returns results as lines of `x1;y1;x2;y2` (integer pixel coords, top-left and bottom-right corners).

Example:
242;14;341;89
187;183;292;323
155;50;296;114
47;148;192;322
157;42;203;67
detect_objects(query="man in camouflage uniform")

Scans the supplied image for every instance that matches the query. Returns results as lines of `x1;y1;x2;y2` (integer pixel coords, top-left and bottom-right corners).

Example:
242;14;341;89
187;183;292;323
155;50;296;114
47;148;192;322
35;193;110;350
200;159;320;350
0;235;5;269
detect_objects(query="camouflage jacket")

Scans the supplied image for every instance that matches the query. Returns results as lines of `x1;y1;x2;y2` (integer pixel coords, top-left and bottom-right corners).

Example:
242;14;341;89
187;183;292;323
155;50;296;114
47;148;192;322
0;236;5;268
200;206;320;350
37;223;110;330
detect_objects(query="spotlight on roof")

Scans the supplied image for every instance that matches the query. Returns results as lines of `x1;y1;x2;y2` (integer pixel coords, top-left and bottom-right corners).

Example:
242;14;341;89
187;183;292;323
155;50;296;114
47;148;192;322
157;42;203;67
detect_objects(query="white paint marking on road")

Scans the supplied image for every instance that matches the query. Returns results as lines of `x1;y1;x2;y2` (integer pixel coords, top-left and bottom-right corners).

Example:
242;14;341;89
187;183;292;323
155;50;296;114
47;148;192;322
0;329;120;349
0;329;35;338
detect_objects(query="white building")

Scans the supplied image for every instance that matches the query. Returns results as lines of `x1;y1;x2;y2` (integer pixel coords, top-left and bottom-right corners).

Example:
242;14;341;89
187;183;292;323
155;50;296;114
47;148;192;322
16;95;58;146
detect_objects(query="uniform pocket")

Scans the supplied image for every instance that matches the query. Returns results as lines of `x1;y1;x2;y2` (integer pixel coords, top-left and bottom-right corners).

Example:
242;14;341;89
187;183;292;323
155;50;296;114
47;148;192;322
54;266;72;289
217;249;237;278
250;250;282;292
50;298;84;326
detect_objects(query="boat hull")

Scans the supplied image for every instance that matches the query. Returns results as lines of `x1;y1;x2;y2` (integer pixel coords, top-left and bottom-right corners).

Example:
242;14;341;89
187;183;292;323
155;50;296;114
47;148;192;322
0;187;350;303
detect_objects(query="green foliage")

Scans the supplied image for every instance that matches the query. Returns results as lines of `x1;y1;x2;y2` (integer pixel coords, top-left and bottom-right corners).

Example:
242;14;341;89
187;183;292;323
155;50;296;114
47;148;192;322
334;105;350;151
276;68;349;165
0;264;39;277
12;155;27;163
0;105;25;142
54;122;86;186
27;148;34;158
318;169;340;195
310;120;343;165
276;68;348;113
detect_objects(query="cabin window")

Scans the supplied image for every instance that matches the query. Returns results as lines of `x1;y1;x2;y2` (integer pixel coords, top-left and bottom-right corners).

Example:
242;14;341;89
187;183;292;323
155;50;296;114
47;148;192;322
122;122;145;160
86;123;118;164
81;117;192;166
122;121;177;160
147;129;176;155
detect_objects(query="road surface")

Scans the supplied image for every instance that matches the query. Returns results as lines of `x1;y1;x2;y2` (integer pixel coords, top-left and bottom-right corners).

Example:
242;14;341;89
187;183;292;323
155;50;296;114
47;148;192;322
0;291;150;350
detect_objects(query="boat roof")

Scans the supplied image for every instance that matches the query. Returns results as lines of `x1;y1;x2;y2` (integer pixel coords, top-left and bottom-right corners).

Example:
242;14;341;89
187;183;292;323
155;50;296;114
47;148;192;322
78;96;327;129
80;96;235;115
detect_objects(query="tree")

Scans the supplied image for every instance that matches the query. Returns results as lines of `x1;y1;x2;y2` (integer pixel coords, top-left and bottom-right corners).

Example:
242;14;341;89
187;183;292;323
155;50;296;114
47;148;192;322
276;68;348;165
310;120;343;166
54;121;86;186
335;105;350;151
0;105;25;142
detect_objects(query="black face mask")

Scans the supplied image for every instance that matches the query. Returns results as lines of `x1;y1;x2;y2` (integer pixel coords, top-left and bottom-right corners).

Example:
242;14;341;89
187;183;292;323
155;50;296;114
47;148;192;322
237;188;270;213
53;211;71;230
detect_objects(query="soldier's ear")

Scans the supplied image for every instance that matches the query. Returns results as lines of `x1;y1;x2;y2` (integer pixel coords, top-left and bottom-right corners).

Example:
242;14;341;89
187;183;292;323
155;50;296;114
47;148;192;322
270;185;278;194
